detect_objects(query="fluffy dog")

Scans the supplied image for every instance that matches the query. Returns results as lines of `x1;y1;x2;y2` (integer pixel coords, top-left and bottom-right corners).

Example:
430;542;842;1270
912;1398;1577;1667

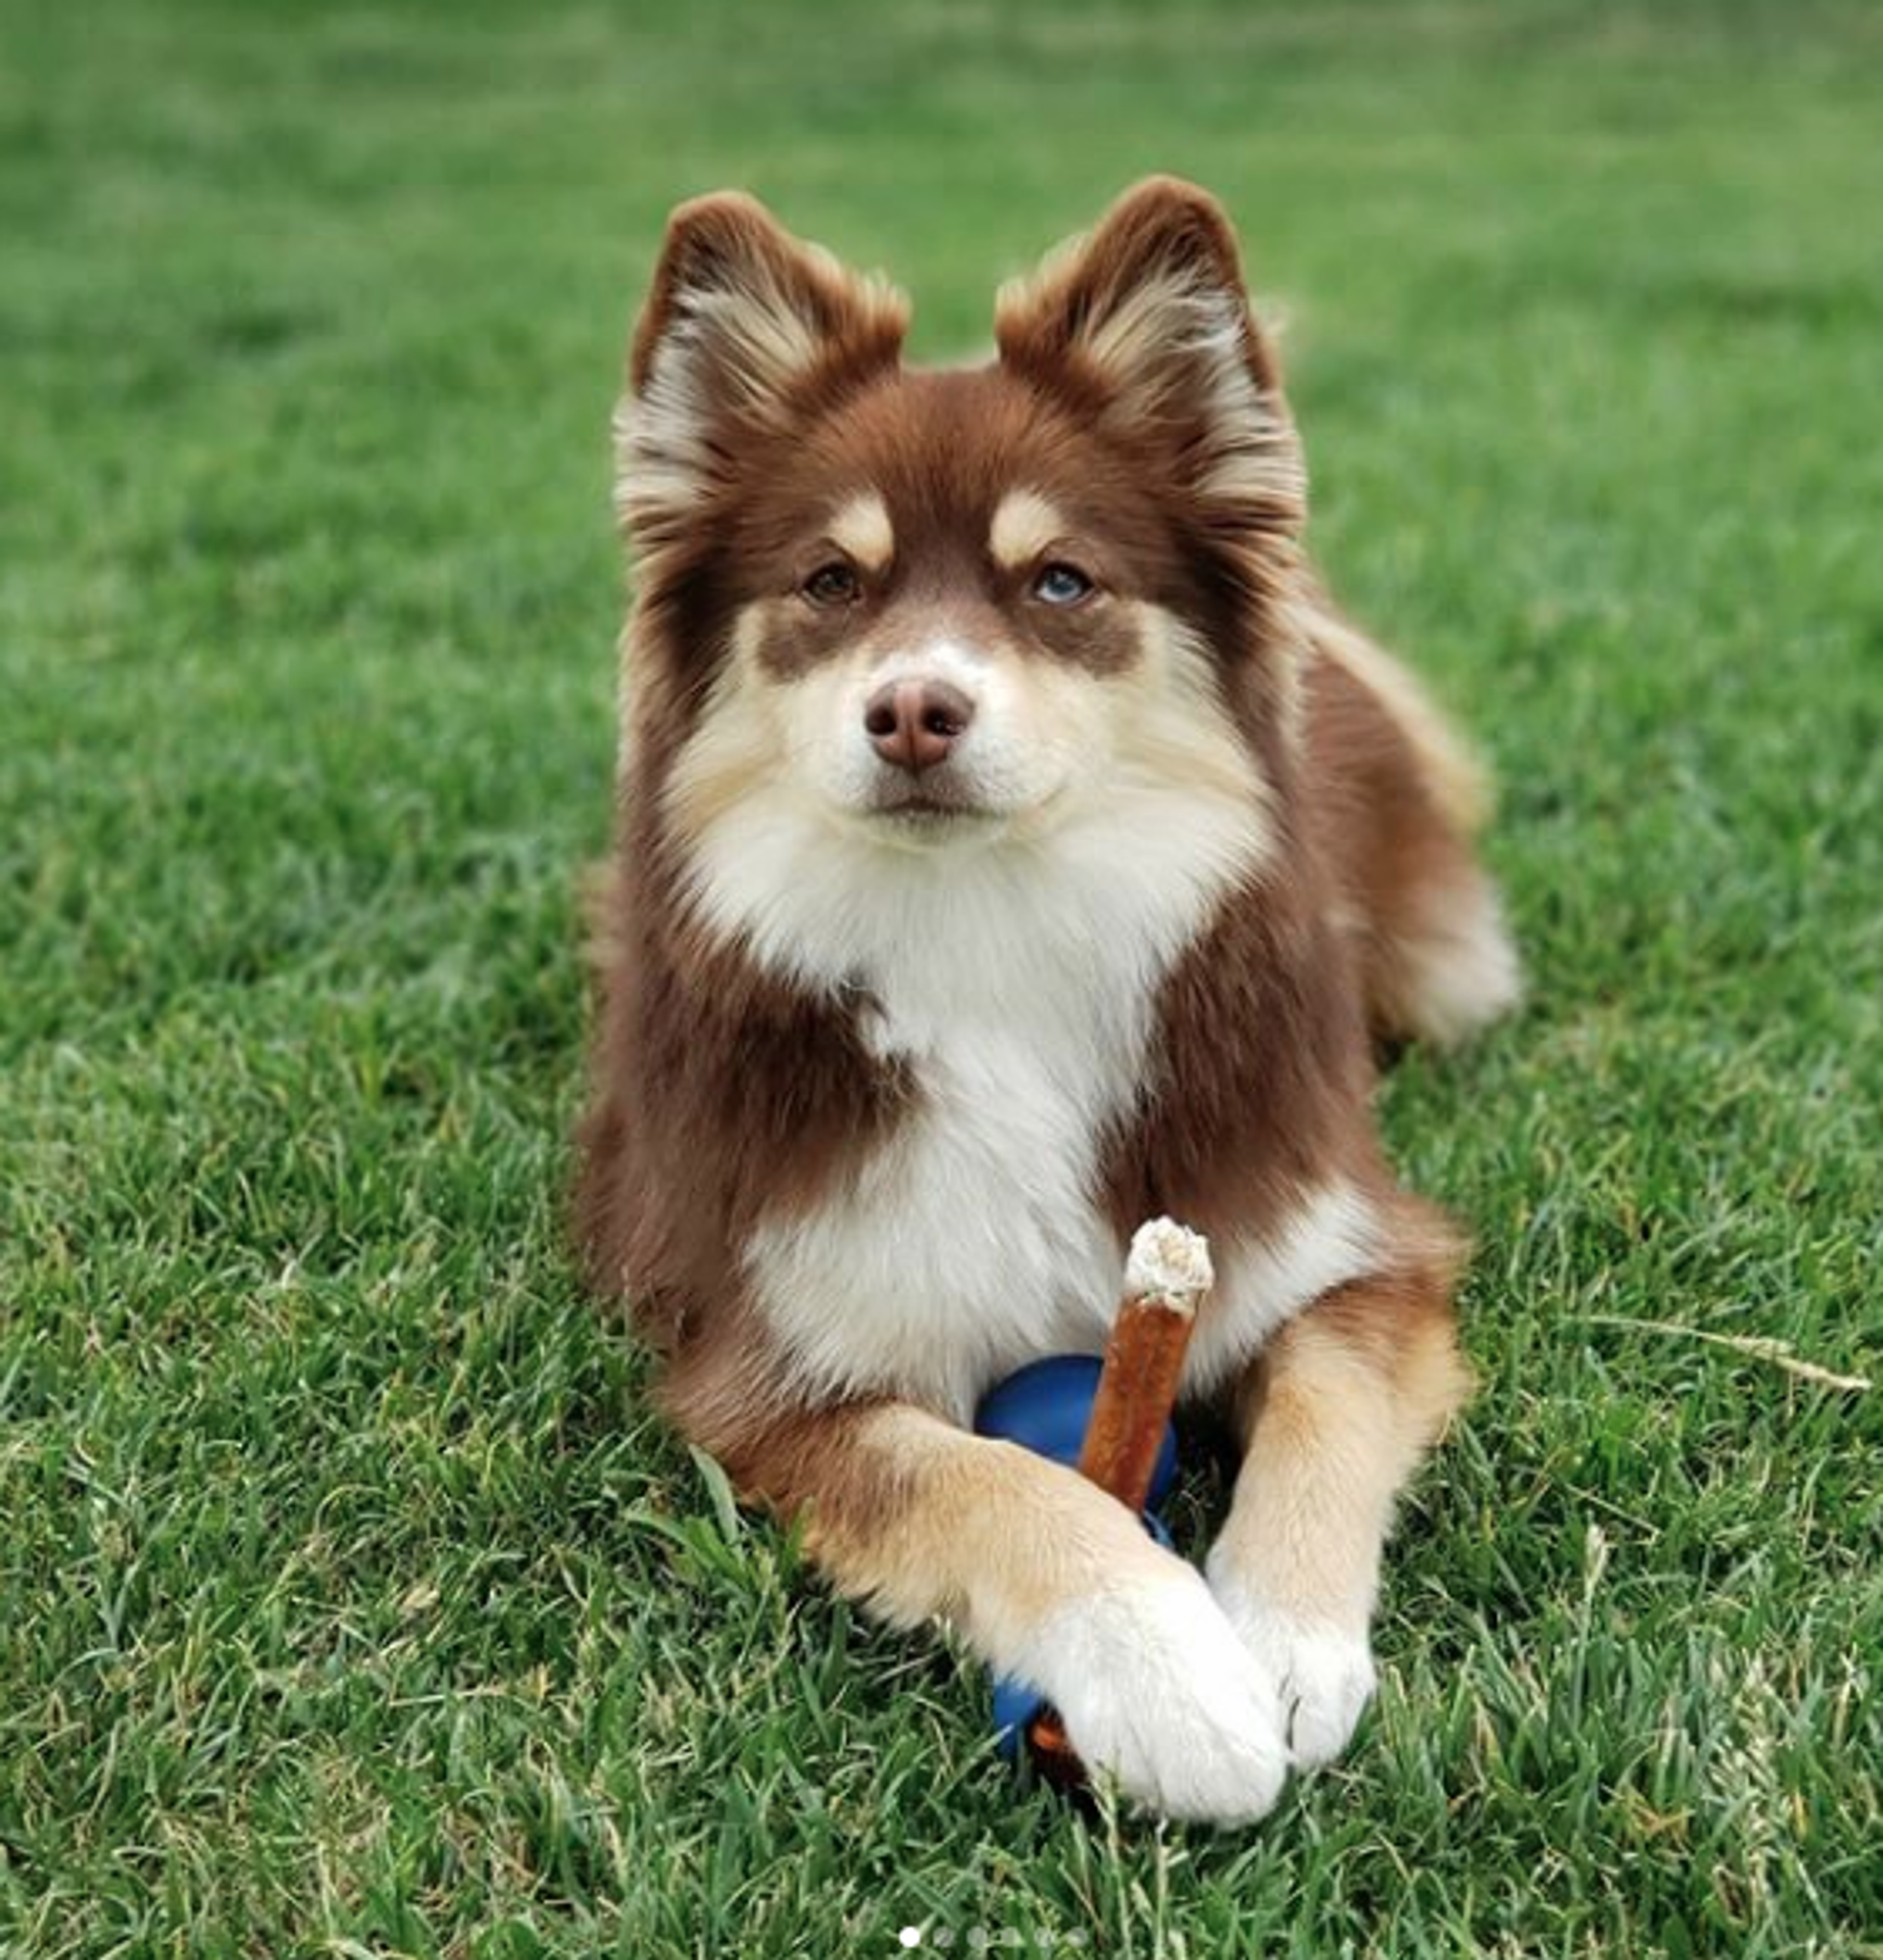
576;178;1519;1822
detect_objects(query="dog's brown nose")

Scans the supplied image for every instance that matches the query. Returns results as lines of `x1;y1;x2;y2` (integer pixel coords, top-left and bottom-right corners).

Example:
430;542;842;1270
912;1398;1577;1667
863;679;975;773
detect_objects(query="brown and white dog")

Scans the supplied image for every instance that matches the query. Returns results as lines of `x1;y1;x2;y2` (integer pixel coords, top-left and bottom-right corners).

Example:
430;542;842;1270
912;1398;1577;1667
576;178;1520;1823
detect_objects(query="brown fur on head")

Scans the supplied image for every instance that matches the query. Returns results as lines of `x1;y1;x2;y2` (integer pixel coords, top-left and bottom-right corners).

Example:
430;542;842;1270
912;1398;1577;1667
621;178;1301;535
619;178;1301;583
613;179;1313;857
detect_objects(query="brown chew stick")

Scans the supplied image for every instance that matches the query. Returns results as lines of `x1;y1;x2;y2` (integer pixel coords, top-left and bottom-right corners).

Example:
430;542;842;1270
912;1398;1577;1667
1026;1219;1213;1785
1076;1296;1197;1512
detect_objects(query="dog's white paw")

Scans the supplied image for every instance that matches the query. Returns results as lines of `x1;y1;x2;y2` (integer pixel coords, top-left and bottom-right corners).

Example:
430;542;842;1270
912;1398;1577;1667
1014;1568;1290;1824
1207;1568;1377;1770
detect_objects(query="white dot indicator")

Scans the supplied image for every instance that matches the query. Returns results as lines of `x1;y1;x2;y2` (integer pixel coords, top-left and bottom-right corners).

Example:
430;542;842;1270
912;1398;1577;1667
899;1933;922;1951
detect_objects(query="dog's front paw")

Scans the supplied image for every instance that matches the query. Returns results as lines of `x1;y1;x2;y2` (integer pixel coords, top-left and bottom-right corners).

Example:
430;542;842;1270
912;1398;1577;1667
1016;1568;1290;1824
1206;1567;1377;1770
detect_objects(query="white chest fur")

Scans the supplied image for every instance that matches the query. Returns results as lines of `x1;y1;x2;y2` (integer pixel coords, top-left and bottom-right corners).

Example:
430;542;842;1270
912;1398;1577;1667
745;975;1135;1421
681;777;1270;1421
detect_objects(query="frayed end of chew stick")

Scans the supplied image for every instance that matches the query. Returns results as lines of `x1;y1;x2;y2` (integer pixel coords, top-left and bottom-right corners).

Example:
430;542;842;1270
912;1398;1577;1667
1124;1217;1213;1316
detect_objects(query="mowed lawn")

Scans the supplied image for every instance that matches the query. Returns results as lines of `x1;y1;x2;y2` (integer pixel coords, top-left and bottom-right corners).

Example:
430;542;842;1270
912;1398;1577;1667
3;1;1881;1953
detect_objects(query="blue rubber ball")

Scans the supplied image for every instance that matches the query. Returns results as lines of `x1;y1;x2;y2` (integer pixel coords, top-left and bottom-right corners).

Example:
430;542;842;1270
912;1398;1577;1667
973;1353;1180;1509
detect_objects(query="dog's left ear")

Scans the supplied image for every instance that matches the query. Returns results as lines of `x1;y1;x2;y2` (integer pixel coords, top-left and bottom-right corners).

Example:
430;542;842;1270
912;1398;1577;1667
618;193;909;553
996;178;1304;540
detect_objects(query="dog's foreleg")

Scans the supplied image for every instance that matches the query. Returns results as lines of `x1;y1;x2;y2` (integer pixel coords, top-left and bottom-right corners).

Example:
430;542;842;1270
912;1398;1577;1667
1205;1272;1470;1767
718;1398;1290;1823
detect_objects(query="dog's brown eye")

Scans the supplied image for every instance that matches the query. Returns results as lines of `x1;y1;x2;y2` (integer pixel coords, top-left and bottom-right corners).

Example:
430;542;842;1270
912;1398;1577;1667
1032;562;1094;607
803;561;861;608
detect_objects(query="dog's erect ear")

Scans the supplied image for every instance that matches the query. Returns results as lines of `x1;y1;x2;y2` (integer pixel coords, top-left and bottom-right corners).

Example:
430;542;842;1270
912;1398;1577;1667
618;194;909;549
996;178;1304;540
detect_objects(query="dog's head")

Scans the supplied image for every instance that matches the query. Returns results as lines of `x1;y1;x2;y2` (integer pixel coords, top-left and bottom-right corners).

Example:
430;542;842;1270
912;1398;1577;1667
617;178;1306;856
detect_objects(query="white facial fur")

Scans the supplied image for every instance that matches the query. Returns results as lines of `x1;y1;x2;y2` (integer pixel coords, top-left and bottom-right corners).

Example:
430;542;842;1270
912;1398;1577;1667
666;600;1265;850
823;490;896;574
670;621;1110;846
988;488;1070;571
815;632;1103;831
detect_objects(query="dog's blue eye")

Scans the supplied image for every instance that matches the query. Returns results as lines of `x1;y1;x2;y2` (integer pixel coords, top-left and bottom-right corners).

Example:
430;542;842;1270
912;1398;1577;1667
1032;562;1094;607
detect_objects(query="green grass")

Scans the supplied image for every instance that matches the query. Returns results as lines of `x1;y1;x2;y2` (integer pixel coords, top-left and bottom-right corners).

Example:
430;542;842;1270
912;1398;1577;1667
3;0;1881;1953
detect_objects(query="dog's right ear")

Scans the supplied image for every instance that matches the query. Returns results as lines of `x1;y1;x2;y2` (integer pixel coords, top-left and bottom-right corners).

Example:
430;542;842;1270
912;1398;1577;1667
618;195;908;552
